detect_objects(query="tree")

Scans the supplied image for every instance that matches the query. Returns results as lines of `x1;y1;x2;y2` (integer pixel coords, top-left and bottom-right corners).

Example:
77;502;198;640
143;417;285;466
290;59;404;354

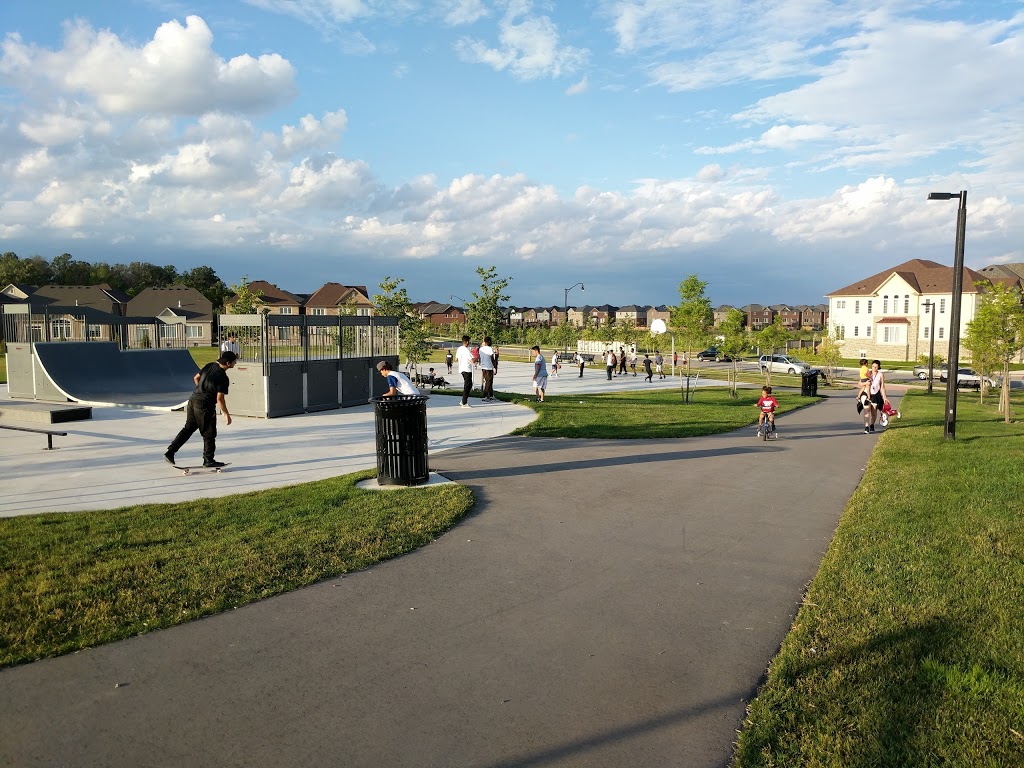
756;318;791;386
227;275;264;314
812;335;842;385
465;266;512;341
716;308;749;398
0;253;52;286
551;321;580;352
963;281;1024;421
49;253;93;285
373;276;431;370
671;274;713;372
180;266;229;311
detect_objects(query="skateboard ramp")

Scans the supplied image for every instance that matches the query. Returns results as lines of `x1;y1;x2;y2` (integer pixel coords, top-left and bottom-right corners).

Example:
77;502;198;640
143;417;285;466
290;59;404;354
32;342;199;409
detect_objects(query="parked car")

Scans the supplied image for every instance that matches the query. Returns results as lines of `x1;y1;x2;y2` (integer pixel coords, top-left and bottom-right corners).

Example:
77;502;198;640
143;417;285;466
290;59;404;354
912;363;948;379
943;368;999;388
695;347;732;362
759;354;813;375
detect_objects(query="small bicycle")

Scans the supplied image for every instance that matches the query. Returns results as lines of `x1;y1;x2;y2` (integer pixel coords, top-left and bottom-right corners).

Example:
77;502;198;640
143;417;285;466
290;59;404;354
758;408;778;440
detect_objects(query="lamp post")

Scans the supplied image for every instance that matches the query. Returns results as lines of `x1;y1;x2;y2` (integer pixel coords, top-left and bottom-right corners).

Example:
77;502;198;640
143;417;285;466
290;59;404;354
927;190;967;440
923;299;937;395
562;282;584;350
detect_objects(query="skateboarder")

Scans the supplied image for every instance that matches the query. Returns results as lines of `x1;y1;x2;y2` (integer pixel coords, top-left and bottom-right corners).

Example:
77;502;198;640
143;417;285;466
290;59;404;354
376;360;419;396
165;351;236;469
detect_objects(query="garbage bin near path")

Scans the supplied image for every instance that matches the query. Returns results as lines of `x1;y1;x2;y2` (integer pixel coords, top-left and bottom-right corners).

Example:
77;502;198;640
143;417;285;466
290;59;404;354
801;371;819;397
371;394;430;486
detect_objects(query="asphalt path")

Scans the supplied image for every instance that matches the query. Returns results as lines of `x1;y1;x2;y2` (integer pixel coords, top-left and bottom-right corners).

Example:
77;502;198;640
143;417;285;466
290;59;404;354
0;389;901;768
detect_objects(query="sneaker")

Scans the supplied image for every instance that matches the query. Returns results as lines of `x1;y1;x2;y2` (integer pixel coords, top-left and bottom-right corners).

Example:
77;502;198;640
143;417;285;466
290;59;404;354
869;424;876;432
460;403;471;408
164;451;176;465
203;459;226;468
756;430;762;437
864;426;870;434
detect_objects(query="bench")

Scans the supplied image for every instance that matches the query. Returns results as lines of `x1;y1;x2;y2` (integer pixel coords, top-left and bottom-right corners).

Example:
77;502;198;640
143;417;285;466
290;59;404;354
0;424;68;450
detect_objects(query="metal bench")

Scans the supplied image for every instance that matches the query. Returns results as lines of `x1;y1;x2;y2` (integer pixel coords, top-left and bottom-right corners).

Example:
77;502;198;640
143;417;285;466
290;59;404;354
0;424;68;450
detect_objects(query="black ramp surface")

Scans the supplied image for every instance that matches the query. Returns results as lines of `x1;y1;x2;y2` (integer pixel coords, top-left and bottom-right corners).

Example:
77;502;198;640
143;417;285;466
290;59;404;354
33;341;199;408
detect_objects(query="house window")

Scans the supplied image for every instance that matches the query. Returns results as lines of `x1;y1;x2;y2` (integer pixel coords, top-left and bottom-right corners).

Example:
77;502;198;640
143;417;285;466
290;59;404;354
854;326;859;337
939;327;945;339
87;324;102;339
50;319;72;340
866;326;871;337
280;307;294;315
904;297;910;313
867;300;872;313
855;300;860;313
924;302;932;314
924;327;930;339
883;296;888;313
311;308;326;316
940;299;946;313
882;325;905;344
186;325;203;338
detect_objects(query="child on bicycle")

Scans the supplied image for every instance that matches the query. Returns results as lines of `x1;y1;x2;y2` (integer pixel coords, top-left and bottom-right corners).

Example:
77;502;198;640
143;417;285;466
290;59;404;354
756;385;778;436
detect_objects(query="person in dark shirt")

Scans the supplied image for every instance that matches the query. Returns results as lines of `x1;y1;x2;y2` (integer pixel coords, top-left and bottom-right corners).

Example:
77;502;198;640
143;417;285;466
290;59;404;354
164;351;236;468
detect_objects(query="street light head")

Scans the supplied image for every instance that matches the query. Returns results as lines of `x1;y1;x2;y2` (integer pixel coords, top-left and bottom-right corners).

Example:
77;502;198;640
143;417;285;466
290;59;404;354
928;192;957;200
581;284;585;291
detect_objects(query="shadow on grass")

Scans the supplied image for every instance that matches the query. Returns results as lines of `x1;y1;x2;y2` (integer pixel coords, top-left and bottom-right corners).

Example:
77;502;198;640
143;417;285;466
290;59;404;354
738;616;976;766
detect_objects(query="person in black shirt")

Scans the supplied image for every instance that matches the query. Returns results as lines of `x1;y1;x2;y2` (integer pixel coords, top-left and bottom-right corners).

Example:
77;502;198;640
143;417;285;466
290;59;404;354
165;351;236;468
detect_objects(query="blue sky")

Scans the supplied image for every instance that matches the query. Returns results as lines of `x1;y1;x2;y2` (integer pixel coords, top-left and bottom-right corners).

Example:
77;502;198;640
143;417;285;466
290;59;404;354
1;1;1022;308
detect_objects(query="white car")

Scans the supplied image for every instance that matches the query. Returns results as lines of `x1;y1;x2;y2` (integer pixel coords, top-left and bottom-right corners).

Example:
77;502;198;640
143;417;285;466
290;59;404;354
759;354;813;375
948;368;999;389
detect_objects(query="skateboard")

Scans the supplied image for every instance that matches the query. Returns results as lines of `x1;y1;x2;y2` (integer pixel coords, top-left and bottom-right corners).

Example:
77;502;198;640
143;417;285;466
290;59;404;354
171;463;231;476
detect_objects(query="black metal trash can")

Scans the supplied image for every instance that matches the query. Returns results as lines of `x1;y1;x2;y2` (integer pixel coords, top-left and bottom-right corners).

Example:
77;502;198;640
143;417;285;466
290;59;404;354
371;395;430;486
801;371;819;397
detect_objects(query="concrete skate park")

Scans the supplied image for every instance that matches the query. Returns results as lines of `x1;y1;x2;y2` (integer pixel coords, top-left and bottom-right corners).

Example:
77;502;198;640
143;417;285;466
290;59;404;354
0;326;897;766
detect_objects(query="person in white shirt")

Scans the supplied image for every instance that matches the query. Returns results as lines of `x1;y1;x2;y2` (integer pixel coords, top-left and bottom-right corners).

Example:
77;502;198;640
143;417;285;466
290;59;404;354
478;336;496;402
455;335;474;407
220;333;239;356
551;351;559;378
375;360;419;396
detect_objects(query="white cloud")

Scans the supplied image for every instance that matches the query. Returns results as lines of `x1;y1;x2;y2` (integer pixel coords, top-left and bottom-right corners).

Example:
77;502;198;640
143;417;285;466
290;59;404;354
276;110;349;157
566;76;588;95
455;1;589;80
243;0;371;26
0;16;296;117
440;0;490;26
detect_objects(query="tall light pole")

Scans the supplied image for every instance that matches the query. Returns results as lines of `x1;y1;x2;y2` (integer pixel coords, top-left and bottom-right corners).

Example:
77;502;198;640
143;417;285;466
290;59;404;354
563;282;584;350
927;190;967;440
923;299;937;396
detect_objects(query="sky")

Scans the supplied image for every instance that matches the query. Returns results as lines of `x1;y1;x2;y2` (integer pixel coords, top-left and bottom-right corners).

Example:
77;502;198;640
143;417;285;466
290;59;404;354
1;1;1022;309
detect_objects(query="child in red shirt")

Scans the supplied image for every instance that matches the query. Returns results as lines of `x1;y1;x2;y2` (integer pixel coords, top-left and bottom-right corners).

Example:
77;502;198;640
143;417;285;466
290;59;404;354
756;385;778;436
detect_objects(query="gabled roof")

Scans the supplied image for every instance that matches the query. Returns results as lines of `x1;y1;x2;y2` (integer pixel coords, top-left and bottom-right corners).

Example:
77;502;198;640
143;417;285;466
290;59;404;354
128;286;213;322
232;280;304;307
20;284;128;312
419;302;459;315
305;282;371;308
826;258;986;297
978;263;1024;281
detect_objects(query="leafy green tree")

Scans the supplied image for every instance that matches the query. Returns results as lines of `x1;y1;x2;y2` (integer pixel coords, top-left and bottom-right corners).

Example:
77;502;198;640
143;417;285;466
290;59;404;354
551;321;580;352
464;266;512;341
756;318;791;386
0;253;52;286
49;253;93;284
716;308;748;398
964;281;1024;421
812;335;842;385
373;276;431;369
227;275;264;314
180;266;229;310
671;274;713;366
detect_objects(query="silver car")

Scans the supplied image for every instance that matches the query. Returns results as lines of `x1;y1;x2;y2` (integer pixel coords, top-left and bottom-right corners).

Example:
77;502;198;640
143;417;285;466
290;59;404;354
759;354;812;375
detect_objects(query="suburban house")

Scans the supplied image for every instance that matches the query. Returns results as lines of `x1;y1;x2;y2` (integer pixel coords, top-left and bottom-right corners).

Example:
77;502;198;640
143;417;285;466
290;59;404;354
825;258;1000;362
744;304;775;331
128;285;215;347
647;305;672;328
224;280;305;315
772;304;802;330
713;305;737;327
306;283;374;321
414;301;465;327
616;305;648;328
1;283;132;342
799;304;829;330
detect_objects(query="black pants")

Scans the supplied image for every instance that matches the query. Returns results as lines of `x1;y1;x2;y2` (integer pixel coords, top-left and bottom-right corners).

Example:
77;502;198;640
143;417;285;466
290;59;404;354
168;397;217;462
461;371;473;404
579;363;584;377
606;365;614;380
481;369;494;399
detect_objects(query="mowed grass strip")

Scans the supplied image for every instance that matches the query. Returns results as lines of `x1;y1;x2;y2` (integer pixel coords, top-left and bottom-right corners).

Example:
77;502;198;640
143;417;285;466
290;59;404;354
505;386;814;439
0;470;473;668
734;389;1024;767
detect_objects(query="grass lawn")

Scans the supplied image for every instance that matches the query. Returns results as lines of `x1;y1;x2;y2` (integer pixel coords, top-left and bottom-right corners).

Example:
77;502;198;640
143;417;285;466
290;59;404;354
503;387;816;439
0;353;6;385
0;470;473;668
733;389;1024;767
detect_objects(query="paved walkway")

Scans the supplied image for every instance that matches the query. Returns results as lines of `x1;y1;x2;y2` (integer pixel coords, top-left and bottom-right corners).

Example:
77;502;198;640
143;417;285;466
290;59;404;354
0;382;902;767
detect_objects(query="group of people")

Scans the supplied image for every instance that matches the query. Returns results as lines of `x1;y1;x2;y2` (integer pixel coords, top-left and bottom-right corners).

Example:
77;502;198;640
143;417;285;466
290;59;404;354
856;358;900;432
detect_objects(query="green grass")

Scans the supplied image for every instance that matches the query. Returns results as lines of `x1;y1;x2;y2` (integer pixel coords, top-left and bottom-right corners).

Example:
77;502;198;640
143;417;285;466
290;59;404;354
733;390;1024;767
188;346;220;367
0;353;6;385
504;387;815;439
0;470;474;668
